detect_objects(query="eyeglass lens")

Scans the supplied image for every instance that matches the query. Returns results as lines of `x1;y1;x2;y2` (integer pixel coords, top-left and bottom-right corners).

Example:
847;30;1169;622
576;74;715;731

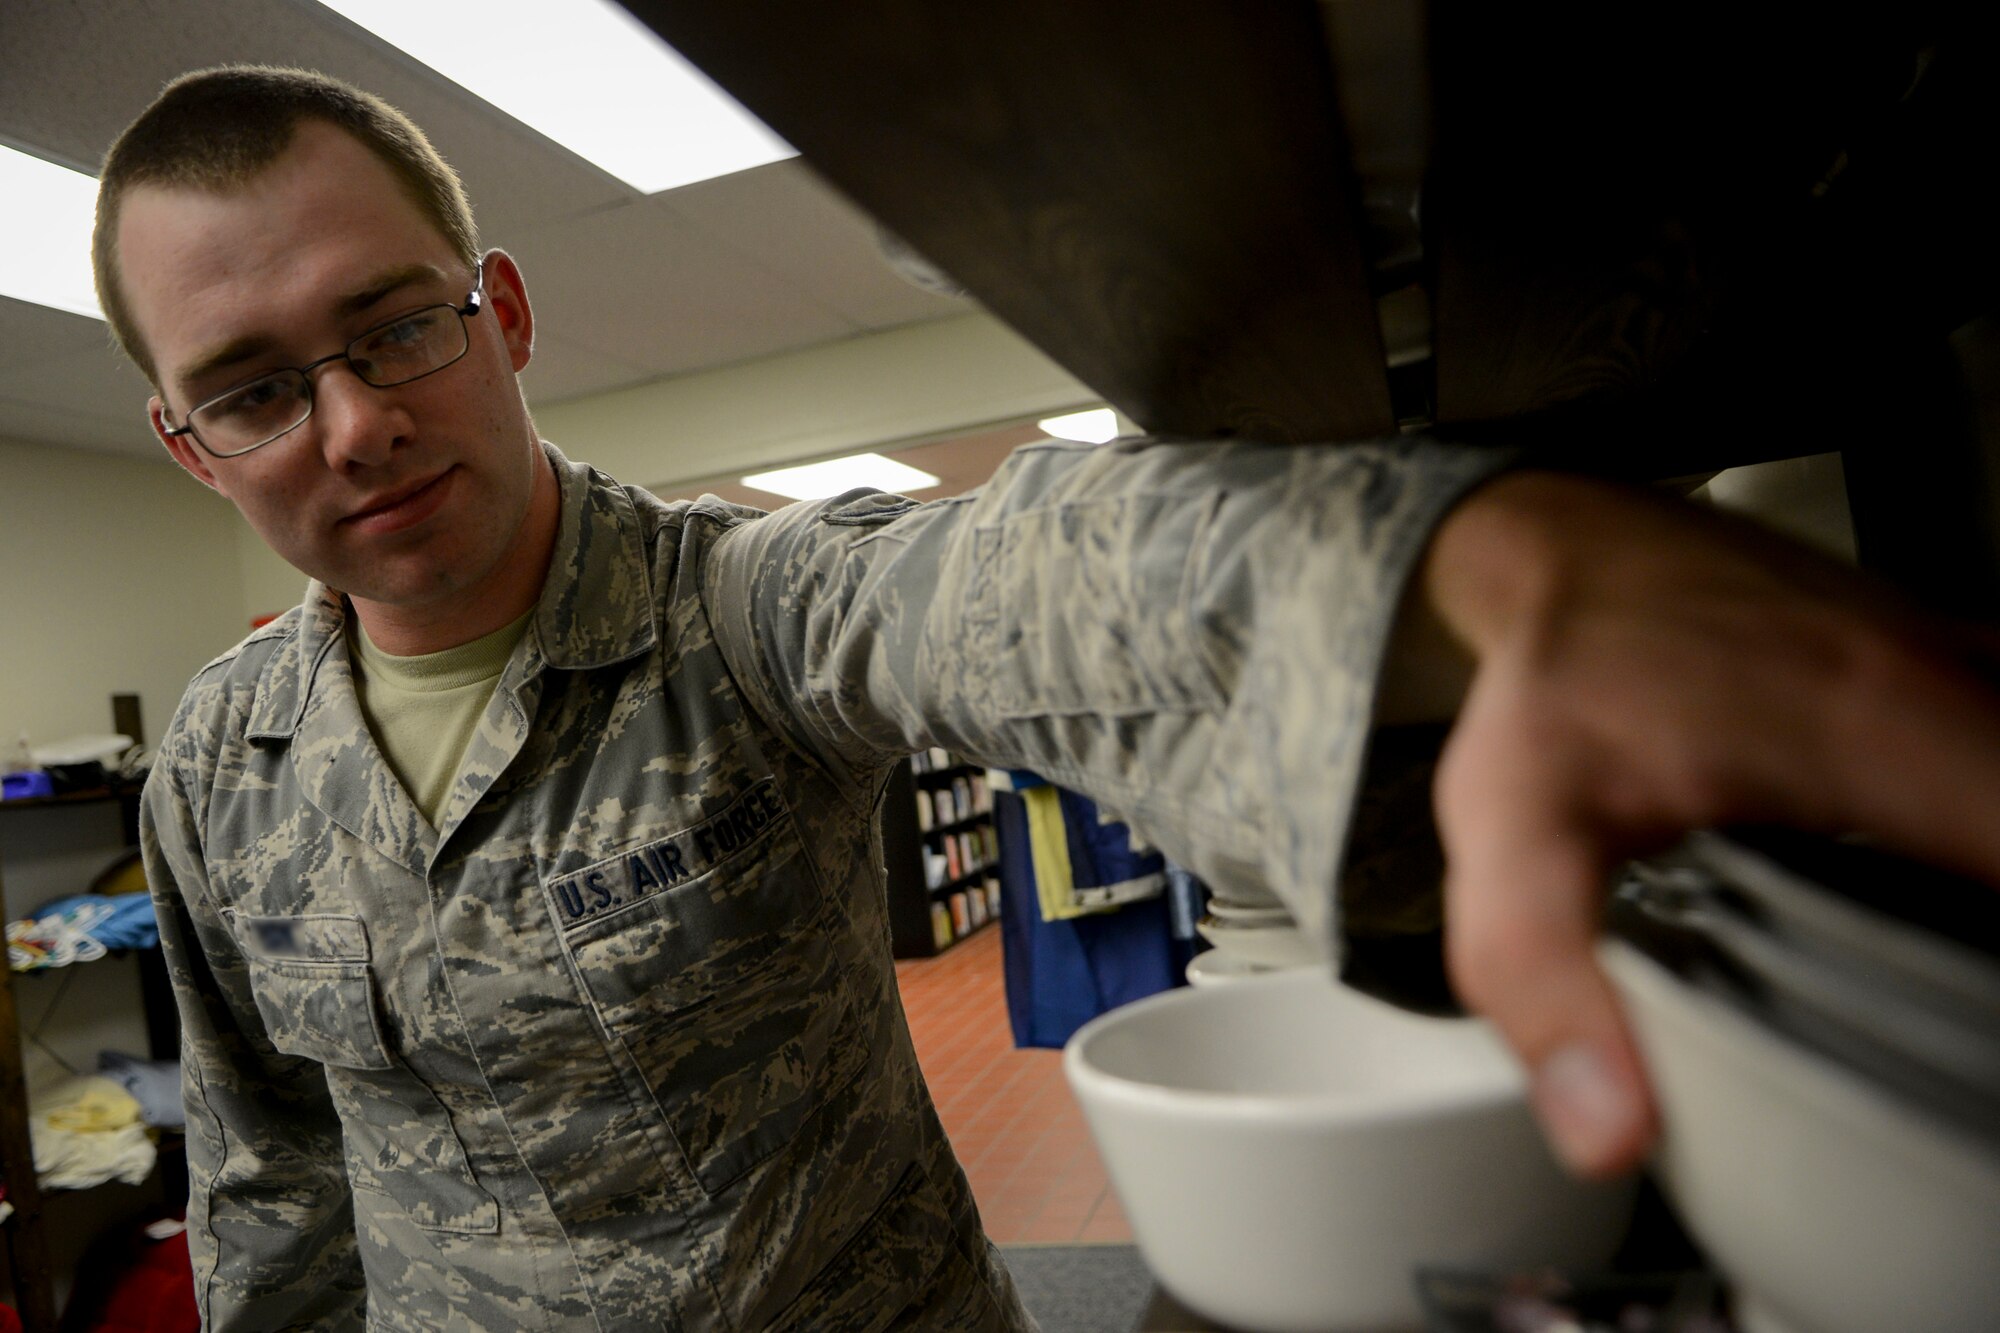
190;304;468;456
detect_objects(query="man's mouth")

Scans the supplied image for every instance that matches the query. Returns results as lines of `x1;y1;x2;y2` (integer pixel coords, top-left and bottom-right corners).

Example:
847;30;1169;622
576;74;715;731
342;468;456;533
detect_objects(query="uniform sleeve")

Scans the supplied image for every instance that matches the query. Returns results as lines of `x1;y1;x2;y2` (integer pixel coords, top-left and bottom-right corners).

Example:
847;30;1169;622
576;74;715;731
141;755;367;1330
701;434;1509;982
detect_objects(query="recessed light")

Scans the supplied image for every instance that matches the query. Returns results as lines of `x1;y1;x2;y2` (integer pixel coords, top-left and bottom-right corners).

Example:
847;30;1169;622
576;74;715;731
742;453;941;502
0;144;104;319
1037;407;1118;443
318;0;795;193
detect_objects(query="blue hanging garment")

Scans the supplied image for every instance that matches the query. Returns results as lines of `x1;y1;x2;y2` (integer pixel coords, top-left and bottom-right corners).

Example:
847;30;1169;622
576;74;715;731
994;780;1193;1049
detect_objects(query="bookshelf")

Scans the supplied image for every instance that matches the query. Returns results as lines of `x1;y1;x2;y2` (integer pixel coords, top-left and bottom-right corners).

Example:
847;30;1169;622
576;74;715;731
883;748;1001;958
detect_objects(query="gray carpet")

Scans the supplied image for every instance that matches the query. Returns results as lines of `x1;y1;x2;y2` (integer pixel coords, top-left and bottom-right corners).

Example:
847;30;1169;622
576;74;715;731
1002;1244;1157;1333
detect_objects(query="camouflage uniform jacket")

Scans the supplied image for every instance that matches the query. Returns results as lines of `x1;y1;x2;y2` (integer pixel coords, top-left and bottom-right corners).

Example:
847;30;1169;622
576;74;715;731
141;436;1504;1330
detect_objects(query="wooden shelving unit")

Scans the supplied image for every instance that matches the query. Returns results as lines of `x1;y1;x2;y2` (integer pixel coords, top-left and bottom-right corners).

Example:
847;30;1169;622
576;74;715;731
0;782;183;1332
884;750;1000;959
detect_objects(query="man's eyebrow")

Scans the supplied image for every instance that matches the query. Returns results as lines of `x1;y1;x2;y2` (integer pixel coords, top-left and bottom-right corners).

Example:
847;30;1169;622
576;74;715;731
173;263;455;394
335;262;452;319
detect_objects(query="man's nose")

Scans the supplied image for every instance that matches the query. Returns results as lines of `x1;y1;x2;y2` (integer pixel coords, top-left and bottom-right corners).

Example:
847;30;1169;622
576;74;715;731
309;361;411;469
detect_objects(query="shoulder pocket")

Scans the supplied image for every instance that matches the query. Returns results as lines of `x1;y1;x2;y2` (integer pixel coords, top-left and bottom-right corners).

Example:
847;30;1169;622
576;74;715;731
818;491;924;527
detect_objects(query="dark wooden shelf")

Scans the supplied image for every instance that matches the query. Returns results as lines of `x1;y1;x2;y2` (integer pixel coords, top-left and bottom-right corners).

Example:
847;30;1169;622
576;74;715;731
920;811;990;839
928;866;994;898
0;783;142;813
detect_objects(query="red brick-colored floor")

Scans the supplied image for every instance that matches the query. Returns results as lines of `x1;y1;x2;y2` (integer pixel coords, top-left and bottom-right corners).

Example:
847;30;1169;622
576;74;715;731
894;923;1134;1245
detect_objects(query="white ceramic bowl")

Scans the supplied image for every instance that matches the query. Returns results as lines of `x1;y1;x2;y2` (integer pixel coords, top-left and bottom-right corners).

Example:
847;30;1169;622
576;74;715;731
1206;899;1296;926
1065;971;1636;1332
1603;940;2000;1333
1184;948;1292;988
1195;916;1322;970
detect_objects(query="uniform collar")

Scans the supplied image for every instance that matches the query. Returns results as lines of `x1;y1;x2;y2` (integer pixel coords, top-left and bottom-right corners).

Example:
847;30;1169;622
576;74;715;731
246;440;657;741
529;441;659;673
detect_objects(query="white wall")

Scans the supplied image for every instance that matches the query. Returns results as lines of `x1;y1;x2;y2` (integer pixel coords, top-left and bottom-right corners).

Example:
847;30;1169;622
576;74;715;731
0;436;250;755
236;511;310;627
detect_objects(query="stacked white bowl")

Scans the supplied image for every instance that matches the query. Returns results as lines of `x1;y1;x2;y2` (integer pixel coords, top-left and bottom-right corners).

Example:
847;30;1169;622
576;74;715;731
1606;829;2000;1333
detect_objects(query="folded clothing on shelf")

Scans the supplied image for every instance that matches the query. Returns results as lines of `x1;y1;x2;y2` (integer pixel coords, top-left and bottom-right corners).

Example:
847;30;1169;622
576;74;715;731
99;1052;185;1129
28;1074;157;1191
8;892;160;970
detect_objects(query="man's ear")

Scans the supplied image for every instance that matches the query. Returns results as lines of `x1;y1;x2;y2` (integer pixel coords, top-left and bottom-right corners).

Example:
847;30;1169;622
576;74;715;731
151;397;224;493
483;249;534;373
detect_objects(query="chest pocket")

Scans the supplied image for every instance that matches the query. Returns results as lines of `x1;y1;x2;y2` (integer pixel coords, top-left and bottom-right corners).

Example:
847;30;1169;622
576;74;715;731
229;910;498;1235
231;911;393;1069
552;784;868;1196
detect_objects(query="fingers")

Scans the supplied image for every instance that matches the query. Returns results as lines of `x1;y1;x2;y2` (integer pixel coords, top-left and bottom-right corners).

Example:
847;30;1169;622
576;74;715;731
1435;689;1658;1178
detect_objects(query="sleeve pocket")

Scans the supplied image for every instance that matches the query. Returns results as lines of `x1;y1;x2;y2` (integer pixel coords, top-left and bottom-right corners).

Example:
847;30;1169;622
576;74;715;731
959;492;1227;718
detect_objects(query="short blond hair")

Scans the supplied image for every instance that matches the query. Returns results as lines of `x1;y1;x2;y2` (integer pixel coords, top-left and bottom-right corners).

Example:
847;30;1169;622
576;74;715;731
93;65;480;385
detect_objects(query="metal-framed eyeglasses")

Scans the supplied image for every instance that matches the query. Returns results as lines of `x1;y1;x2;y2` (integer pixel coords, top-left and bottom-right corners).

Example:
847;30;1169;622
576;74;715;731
162;262;487;459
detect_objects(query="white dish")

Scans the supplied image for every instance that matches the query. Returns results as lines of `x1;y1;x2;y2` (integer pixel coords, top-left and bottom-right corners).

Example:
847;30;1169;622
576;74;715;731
1205;899;1295;925
1065;971;1635;1332
1195;916;1321;970
1184;948;1285;988
1603;939;2000;1333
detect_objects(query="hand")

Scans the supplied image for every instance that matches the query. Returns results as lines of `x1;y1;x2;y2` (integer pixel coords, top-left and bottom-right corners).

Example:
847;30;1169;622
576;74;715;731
1415;470;2000;1176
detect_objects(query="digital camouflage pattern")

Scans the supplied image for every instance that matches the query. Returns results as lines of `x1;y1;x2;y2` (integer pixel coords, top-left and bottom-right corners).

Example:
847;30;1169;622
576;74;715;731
142;436;1505;1329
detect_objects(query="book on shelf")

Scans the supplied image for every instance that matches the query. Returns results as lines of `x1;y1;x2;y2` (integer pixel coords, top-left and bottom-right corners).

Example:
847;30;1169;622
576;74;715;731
931;902;953;950
911;745;955;775
949;892;970;936
915;788;933;831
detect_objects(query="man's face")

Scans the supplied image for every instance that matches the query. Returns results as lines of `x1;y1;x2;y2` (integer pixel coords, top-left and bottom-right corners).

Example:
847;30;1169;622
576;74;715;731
119;120;546;623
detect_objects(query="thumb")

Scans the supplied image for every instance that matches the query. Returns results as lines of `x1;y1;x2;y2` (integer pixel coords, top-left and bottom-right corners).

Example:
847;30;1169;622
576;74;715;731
1438;748;1658;1177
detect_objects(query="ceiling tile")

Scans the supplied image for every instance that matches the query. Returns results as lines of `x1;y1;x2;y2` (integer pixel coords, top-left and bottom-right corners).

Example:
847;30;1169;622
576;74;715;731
664;160;973;329
0;300;155;450
507;196;857;379
0;396;162;459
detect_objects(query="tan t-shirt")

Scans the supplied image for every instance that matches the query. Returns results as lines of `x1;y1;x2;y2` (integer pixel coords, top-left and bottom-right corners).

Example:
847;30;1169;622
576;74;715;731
348;609;533;826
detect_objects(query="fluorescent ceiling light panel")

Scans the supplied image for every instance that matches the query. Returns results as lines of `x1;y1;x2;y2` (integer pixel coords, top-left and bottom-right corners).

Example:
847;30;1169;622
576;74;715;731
742;454;941;502
319;0;795;193
0;145;103;319
1038;408;1118;443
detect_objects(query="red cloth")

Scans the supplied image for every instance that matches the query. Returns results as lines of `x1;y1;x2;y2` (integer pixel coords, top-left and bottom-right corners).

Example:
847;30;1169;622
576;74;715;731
78;1223;197;1333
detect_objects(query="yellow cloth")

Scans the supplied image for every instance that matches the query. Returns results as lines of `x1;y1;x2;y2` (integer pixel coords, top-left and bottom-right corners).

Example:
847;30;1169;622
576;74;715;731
349;610;532;826
29;1075;155;1189
45;1079;140;1133
1024;785;1098;922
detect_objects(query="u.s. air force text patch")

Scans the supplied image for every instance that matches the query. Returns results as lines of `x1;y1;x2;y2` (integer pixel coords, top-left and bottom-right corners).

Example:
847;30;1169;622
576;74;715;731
547;779;789;929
